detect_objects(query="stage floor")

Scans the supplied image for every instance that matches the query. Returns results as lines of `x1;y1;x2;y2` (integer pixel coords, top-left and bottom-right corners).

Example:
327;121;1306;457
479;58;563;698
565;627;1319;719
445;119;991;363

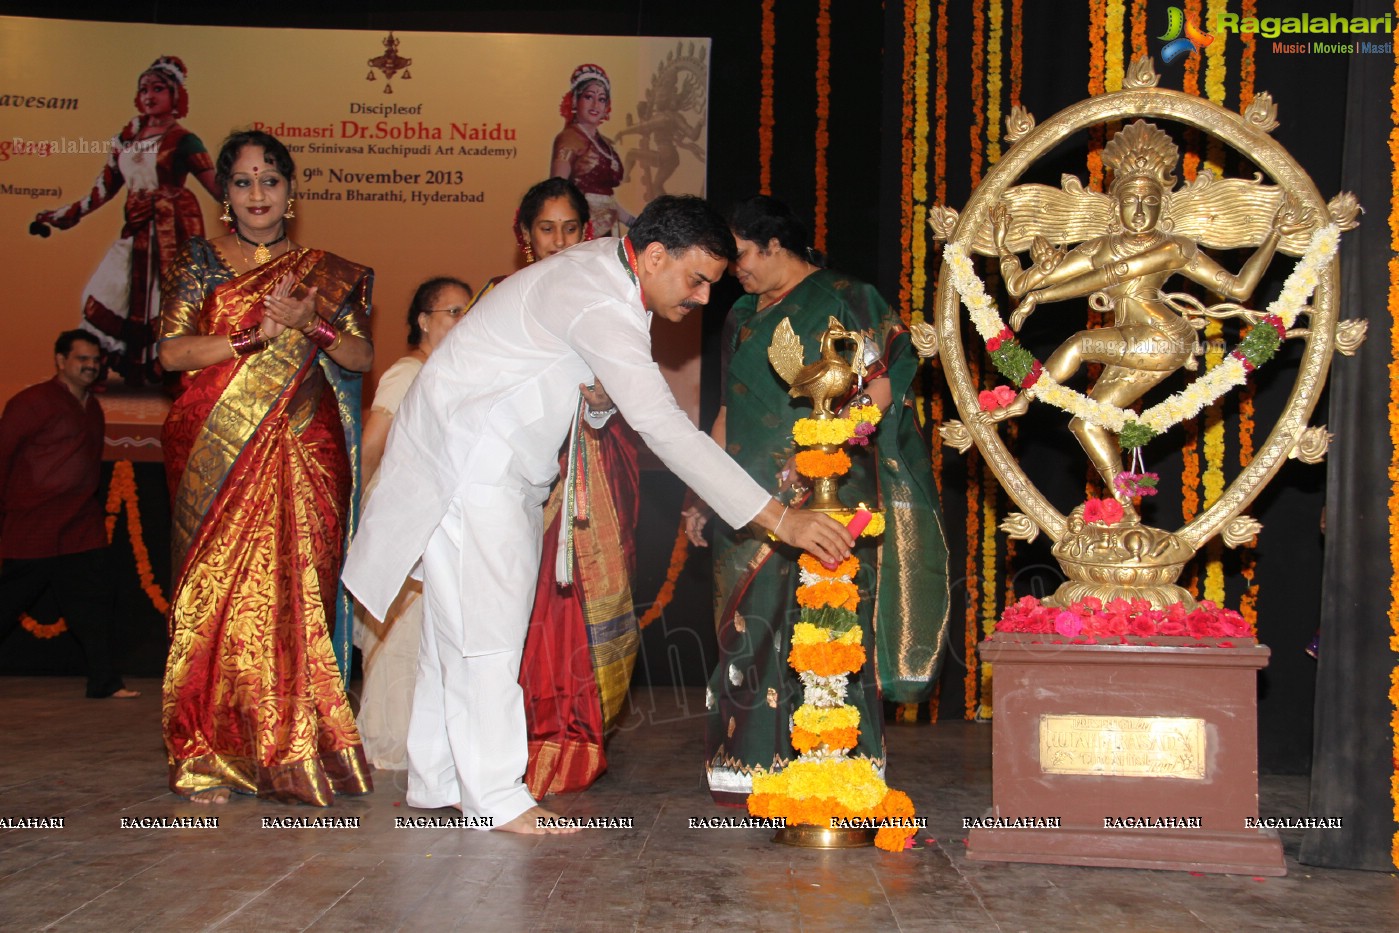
1;676;1395;932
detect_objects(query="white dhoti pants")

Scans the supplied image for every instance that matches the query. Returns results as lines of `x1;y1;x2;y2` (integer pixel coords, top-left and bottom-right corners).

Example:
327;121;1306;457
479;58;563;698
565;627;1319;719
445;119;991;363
405;487;544;826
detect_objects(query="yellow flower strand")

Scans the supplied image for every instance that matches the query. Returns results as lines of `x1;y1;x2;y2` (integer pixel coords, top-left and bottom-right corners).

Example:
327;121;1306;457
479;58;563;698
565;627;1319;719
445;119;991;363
1104;0;1125;91
986;0;1003;166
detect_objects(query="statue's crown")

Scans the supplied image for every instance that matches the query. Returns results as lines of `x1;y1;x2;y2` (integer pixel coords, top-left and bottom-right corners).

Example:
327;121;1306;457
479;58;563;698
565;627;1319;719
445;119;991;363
1103;119;1178;191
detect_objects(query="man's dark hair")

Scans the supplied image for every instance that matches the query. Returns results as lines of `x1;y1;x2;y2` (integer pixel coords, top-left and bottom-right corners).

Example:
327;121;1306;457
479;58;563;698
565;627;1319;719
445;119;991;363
55;329;101;356
627;195;736;262
215;129;296;195
729;195;825;268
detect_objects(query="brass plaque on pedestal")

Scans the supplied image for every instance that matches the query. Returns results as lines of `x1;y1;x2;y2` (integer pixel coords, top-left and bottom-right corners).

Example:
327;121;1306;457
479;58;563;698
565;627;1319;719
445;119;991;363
1038;715;1205;779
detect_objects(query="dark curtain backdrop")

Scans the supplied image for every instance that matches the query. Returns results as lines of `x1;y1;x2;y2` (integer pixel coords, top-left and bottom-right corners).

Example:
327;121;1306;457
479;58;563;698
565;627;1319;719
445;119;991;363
5;3;1382;857
1299;0;1398;874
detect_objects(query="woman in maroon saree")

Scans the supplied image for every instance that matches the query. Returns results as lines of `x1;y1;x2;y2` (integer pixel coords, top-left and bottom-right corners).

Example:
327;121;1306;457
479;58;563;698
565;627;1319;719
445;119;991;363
502;178;642;796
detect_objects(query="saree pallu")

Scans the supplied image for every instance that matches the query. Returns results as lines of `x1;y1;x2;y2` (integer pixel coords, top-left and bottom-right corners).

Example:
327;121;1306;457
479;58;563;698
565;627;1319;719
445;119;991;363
704;270;950;803
161;242;372;804
520;418;641;796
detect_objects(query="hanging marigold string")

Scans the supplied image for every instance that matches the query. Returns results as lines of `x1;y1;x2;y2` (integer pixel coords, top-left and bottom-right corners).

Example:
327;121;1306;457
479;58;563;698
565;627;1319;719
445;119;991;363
813;0;832;252
1000;1;1023;599
1386;0;1399;872
1239;0;1257;109
1178;0;1202;584
978;468;999;718
980;7;1007;718
1105;0;1126;91
638;520;690;630
1236;0;1259;632
1130;0;1148;58
929;0;946;496
986;0;1004;166
969;1;987;187
759;0;776;194
1087;0;1106;191
898;0;916;321
1010;0;1023;105
963;0;988;721
1198;0;1230;605
911;0;933;327
1181;0;1203;181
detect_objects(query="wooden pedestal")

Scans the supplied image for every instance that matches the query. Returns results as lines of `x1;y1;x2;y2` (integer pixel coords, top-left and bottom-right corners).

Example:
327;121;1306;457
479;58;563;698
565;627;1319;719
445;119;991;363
966;635;1285;876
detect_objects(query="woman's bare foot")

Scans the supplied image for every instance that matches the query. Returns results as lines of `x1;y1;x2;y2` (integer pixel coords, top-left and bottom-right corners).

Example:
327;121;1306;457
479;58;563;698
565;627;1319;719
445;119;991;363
493;805;581;835
107;688;140;699
188;788;230;805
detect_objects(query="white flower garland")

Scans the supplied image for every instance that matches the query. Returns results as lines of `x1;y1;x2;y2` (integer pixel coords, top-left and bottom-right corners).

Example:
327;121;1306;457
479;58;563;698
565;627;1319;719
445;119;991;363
944;224;1341;439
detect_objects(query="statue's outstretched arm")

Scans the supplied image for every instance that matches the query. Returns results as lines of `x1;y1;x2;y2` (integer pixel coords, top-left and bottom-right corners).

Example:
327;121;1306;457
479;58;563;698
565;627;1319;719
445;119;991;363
1180;201;1307;301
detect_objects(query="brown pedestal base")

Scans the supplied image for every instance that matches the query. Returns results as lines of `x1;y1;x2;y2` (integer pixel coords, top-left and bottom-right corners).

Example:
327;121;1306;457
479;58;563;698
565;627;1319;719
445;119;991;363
966;634;1285;876
968;825;1285;875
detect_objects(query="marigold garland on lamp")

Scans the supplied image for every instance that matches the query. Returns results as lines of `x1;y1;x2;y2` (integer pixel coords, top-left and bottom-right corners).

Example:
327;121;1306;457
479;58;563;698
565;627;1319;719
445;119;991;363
748;318;917;852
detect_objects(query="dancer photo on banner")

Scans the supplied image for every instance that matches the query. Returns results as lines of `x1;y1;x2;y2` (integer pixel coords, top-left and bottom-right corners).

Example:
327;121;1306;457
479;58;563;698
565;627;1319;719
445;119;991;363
31;56;219;386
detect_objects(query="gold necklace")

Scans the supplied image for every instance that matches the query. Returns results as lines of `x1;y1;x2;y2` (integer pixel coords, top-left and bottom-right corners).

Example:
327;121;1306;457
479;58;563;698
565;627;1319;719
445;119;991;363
235;228;288;265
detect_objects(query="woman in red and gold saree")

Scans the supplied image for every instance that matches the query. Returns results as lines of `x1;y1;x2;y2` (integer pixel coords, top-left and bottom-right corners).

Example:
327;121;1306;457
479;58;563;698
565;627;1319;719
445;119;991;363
500;178;642;796
34;56;218;385
157;131;373;805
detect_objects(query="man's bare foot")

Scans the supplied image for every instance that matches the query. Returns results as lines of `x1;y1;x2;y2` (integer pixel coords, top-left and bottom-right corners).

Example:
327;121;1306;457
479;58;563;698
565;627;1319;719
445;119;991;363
493;805;581;835
107;688;140;699
188;787;230;805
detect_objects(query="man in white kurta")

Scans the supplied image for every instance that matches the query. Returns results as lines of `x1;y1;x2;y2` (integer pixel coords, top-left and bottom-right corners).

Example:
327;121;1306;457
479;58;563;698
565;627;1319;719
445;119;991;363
343;197;850;833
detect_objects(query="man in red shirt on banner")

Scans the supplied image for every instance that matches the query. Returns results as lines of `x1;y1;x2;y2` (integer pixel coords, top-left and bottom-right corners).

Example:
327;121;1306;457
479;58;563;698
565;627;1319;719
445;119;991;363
0;330;138;698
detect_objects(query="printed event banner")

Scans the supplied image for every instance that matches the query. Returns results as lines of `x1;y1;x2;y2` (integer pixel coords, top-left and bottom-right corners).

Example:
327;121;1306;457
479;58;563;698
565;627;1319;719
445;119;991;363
0;16;710;416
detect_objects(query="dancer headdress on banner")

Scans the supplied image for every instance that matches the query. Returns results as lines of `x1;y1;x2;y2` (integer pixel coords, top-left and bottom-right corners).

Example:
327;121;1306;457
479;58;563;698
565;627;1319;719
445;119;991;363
559;63;612;123
137;56;190;119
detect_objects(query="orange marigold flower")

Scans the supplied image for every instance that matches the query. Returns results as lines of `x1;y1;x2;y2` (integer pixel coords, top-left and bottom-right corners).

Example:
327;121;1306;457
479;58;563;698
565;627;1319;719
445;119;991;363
795;580;860;612
789;725;860;754
794;448;852;479
788;641;866;676
798;552;860;579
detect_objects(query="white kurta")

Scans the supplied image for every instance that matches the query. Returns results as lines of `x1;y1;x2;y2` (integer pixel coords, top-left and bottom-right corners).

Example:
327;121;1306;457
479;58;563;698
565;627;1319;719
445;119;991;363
341;237;771;823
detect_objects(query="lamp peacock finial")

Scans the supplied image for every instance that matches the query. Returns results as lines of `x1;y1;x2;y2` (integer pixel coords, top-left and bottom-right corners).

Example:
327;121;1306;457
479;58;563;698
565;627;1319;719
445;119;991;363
768;316;864;418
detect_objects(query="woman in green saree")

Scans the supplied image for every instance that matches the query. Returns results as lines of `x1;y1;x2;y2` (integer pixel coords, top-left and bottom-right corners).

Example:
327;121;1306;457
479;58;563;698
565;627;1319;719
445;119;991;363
685;196;949;803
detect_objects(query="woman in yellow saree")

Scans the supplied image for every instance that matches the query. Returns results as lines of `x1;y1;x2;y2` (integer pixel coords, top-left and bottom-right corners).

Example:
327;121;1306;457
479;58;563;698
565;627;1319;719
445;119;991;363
157;131;373;805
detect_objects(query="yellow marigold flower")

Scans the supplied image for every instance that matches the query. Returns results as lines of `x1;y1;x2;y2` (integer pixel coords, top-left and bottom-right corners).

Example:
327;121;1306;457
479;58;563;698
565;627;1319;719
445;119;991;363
793;704;860;734
847;404;883;426
793;418;856;446
791;622;832;646
835;626;863;645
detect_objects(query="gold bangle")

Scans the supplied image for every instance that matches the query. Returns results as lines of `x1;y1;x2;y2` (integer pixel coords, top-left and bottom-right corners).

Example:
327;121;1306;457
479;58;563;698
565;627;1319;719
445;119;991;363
327;330;344;352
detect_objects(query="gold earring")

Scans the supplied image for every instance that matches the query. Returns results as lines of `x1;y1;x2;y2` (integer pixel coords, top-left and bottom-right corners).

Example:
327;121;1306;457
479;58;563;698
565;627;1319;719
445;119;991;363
523;241;535;264
219;202;232;223
284;198;296;219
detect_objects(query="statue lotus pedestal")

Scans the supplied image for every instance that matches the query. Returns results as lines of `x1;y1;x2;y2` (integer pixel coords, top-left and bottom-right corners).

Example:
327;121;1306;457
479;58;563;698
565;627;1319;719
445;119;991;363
965;634;1285;876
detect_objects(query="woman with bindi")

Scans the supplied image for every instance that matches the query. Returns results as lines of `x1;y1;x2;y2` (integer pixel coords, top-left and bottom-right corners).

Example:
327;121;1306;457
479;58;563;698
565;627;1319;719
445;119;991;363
157;130;374;806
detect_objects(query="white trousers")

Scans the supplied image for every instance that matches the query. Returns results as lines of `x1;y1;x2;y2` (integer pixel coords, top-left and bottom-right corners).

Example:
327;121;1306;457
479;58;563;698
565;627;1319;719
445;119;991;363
405;488;544;826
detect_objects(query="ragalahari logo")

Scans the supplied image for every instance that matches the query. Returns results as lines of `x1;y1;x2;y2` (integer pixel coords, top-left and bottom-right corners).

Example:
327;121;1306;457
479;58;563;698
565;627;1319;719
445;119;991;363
1160;6;1214;63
